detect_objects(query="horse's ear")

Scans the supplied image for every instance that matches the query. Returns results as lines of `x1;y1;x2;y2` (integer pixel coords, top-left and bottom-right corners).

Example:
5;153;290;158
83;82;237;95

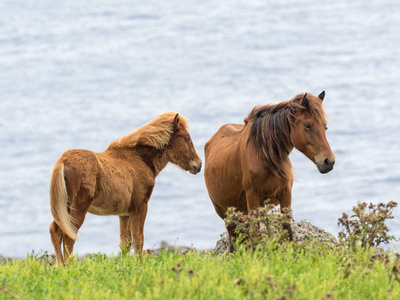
300;93;308;107
318;91;325;101
173;113;180;132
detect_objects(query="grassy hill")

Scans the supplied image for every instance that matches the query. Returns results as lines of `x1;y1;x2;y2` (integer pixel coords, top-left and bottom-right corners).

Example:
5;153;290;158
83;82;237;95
1;240;399;300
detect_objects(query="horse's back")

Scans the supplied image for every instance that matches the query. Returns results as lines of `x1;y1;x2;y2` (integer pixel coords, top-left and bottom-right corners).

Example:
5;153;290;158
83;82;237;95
204;123;243;155
204;123;247;215
57;149;141;215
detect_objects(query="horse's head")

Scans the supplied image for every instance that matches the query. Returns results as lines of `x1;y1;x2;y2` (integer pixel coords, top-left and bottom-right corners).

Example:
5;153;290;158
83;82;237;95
291;92;335;174
167;114;202;174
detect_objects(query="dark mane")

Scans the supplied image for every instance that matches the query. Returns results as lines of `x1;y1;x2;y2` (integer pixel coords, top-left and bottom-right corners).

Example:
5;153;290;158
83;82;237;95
244;93;327;180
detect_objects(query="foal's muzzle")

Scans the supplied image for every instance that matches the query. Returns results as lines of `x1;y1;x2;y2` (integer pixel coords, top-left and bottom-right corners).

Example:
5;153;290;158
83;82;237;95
316;157;335;174
189;159;202;175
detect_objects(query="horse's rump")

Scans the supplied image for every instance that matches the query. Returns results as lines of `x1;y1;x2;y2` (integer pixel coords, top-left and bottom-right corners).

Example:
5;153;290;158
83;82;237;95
204;123;243;153
49;162;79;240
49;149;100;240
204;123;247;214
61;149;99;198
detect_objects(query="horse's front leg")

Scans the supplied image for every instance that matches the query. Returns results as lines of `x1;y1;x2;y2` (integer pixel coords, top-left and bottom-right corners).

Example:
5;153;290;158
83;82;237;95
246;187;293;241
129;203;148;256
119;216;132;254
245;188;262;212
235;188;263;248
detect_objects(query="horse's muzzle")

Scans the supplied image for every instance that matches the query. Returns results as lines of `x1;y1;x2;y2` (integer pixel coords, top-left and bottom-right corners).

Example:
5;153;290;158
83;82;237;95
316;157;335;174
189;160;202;175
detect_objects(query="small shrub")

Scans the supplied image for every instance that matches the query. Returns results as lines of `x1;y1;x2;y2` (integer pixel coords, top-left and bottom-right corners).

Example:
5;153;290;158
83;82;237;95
338;201;398;250
224;204;292;250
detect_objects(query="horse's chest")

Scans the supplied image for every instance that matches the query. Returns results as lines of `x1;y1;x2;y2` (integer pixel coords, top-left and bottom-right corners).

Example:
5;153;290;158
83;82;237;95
262;184;290;202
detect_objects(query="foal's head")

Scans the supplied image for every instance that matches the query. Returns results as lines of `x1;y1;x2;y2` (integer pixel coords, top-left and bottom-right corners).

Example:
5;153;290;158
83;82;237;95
168;114;202;174
291;92;335;174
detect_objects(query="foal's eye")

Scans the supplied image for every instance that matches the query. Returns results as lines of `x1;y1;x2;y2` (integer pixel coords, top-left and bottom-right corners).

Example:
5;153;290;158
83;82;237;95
304;124;312;130
184;136;190;141
325;126;328;131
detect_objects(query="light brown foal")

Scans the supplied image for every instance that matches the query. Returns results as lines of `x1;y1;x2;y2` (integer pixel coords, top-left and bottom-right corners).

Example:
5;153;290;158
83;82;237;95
49;112;202;266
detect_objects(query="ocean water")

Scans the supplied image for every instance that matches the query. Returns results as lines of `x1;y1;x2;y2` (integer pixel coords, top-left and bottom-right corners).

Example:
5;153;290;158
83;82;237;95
0;0;399;257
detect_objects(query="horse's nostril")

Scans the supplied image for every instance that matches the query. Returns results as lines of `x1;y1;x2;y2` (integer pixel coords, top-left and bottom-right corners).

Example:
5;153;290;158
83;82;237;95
324;158;335;167
192;165;200;174
190;159;202;174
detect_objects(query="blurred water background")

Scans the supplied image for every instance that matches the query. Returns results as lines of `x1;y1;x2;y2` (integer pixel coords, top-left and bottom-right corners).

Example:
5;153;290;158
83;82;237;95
1;0;399;257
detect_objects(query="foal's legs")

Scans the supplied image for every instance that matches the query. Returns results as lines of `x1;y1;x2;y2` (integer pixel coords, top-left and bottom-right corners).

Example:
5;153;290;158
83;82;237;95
119;216;132;254
49;221;64;266
62;189;94;262
129;203;148;256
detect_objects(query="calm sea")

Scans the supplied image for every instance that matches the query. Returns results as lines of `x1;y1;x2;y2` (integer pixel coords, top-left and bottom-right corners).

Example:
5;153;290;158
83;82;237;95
0;0;399;257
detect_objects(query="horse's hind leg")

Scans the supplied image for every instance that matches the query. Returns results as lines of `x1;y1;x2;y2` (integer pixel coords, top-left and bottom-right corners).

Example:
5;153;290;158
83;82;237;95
119;216;132;254
209;198;237;252
62;188;94;262
226;223;238;253
49;221;64;266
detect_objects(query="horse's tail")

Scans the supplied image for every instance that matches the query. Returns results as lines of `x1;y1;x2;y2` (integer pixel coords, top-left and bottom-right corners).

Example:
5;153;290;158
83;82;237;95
49;162;78;241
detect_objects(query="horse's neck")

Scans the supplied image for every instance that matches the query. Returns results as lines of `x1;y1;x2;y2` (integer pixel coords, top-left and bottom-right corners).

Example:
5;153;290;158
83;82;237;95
133;146;169;176
242;122;294;181
105;146;169;177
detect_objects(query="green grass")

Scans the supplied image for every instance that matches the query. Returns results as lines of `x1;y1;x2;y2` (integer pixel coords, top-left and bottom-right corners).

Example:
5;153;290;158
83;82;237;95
1;241;400;300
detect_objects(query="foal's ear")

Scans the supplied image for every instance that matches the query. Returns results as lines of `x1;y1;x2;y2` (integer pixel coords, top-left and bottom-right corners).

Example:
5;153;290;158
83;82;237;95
318;91;325;101
173;113;180;132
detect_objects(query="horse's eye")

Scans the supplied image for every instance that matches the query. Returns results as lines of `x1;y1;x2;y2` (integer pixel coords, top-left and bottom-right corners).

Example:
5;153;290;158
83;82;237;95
184;136;190;142
325;126;328;131
304;124;312;130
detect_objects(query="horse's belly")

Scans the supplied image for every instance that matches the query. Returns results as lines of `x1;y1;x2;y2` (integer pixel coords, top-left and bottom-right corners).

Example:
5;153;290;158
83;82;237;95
89;192;131;216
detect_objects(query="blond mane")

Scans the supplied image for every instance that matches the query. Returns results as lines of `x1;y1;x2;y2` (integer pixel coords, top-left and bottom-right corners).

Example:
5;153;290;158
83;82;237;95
108;112;189;149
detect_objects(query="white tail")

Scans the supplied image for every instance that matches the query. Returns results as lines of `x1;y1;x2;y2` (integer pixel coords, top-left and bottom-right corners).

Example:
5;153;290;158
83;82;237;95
49;163;79;240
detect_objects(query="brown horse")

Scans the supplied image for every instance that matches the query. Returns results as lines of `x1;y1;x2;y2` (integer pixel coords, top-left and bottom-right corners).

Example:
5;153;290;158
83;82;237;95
204;92;335;251
49;112;202;266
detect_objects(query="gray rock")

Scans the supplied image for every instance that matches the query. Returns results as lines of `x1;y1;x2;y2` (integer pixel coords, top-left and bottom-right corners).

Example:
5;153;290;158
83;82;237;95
292;220;338;244
213;219;338;254
213;232;231;254
153;241;195;255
